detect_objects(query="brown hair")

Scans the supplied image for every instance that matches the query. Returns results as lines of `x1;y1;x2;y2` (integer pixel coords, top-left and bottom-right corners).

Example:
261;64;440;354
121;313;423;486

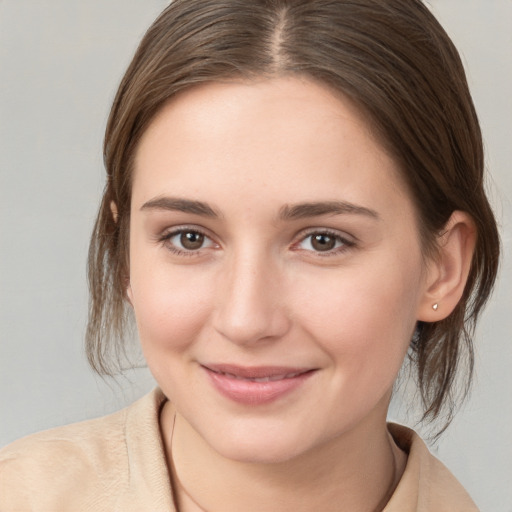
87;0;500;432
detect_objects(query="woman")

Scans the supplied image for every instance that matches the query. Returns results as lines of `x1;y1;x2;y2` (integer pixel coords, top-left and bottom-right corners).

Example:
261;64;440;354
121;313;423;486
0;1;501;510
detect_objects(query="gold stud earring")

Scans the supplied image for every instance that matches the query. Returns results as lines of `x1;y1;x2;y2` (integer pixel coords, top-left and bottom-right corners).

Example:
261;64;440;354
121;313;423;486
432;303;439;311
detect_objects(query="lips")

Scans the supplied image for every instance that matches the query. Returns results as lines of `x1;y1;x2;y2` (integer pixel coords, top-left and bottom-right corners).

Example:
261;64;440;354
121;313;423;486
202;364;316;405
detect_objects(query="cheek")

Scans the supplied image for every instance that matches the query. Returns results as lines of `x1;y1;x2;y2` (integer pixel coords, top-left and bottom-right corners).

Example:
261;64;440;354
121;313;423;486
129;256;214;356
292;257;423;375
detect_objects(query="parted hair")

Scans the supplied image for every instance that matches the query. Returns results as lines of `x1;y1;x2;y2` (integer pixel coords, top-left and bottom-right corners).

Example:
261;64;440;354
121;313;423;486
87;0;500;432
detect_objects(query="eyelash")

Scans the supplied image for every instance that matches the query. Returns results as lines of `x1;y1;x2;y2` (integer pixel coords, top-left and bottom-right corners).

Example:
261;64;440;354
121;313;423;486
292;228;356;257
158;227;355;258
158;226;216;257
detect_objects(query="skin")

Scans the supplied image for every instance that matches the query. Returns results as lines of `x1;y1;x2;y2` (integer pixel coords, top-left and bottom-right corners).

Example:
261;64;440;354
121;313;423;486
126;77;475;511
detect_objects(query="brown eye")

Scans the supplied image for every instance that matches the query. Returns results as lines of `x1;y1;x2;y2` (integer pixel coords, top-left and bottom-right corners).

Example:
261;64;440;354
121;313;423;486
163;228;216;255
311;233;336;251
295;230;353;255
180;231;204;250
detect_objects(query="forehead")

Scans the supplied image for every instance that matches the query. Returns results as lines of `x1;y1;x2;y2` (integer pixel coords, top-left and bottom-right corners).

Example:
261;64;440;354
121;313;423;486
131;77;413;219
137;77;379;158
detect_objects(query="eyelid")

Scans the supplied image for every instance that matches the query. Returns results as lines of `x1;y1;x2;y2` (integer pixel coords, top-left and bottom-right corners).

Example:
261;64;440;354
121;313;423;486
291;227;356;255
157;225;219;256
155;224;356;258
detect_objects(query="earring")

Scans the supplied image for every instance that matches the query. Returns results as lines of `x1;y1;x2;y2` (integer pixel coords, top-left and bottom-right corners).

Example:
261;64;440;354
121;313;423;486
432;303;439;311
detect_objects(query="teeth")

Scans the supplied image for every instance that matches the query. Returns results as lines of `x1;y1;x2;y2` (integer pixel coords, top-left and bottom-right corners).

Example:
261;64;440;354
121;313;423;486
253;377;273;383
220;371;302;382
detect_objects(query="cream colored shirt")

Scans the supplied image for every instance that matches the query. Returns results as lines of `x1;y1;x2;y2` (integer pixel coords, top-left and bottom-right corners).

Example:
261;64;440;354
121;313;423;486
0;388;479;511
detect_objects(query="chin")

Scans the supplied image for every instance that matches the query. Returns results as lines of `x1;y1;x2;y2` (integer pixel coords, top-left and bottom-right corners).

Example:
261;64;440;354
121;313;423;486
204;423;318;465
218;441;305;465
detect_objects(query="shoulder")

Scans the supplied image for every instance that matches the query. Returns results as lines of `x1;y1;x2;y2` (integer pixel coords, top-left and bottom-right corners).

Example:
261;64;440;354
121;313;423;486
385;423;479;512
0;388;170;511
0;404;129;510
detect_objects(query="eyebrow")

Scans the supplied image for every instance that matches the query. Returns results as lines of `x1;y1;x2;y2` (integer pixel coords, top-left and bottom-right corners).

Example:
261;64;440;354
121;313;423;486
140;196;379;221
279;201;379;221
140;197;220;218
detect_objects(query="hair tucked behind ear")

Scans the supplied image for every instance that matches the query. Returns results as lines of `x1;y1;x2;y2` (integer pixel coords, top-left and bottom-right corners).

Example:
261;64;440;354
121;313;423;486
87;0;500;434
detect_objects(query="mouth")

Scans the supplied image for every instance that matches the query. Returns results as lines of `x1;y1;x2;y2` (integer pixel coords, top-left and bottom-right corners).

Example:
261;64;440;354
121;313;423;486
201;364;317;405
205;364;312;380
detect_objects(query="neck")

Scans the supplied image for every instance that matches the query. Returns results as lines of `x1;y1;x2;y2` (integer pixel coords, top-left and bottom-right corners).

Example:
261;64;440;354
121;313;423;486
160;400;406;512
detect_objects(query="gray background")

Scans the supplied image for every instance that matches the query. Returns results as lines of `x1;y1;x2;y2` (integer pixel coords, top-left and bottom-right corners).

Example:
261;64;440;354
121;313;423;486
1;1;511;510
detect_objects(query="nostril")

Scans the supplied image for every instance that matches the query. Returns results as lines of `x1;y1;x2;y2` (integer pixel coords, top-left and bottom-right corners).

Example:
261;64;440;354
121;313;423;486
213;299;290;346
212;259;291;344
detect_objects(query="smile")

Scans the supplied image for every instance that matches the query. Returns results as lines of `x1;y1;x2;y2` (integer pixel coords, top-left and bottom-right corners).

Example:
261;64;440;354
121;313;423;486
202;364;316;405
216;371;305;383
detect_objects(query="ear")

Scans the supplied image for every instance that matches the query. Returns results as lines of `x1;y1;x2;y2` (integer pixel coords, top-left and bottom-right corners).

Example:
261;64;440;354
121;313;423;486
110;201;133;303
417;211;476;322
110;201;119;223
126;282;134;306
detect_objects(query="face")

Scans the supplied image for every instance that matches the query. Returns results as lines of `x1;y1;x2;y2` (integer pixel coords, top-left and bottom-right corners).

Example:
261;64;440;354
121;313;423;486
128;77;431;463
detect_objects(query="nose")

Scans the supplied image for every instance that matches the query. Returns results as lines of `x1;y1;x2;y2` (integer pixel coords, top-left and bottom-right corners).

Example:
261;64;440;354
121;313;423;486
213;249;291;346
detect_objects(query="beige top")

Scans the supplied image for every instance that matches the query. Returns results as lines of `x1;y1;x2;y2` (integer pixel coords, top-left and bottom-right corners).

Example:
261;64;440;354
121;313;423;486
0;388;479;511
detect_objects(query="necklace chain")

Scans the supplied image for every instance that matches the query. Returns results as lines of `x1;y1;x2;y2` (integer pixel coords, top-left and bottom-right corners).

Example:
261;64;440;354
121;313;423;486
169;410;400;512
170;413;208;512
